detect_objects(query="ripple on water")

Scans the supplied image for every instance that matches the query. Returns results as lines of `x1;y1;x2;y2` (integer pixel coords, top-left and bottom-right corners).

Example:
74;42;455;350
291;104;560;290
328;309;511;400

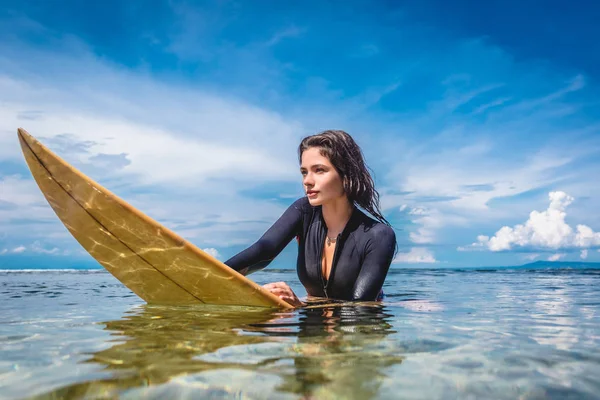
0;334;37;343
121;369;295;400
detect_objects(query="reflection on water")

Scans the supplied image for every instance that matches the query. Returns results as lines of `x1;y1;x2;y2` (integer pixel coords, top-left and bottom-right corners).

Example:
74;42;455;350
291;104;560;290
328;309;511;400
256;302;401;399
36;302;401;399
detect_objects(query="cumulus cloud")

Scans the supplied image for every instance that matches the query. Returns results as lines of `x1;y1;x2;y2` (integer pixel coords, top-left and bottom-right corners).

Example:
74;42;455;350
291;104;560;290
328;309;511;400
580;249;588;259
462;192;600;252
393;247;437;264
202;247;220;259
548;253;565;261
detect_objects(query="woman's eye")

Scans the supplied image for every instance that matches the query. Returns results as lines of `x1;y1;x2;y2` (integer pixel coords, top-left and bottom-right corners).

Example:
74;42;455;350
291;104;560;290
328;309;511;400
316;168;325;173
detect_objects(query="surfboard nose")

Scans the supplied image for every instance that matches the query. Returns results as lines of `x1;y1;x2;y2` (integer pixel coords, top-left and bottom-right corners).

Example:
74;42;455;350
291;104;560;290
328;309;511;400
17;127;35;148
17;128;48;161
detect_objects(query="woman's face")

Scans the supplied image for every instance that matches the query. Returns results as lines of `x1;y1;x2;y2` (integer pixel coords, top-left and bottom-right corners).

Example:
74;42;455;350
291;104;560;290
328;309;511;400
300;147;345;206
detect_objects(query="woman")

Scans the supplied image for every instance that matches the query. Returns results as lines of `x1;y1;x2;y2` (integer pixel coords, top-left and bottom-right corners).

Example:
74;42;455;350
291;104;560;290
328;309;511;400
225;130;396;307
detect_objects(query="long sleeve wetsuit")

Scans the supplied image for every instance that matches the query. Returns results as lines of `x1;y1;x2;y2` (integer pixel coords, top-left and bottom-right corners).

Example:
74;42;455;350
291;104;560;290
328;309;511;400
224;197;396;301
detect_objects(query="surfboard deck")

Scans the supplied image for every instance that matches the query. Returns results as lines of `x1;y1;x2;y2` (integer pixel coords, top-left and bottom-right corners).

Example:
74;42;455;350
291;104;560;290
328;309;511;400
17;128;291;308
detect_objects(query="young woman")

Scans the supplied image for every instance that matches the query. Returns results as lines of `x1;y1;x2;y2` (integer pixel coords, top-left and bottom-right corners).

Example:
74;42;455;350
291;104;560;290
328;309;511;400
225;130;396;307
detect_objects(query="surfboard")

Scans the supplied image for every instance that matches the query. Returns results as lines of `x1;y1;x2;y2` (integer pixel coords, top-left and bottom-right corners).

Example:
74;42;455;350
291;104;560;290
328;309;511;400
17;128;291;308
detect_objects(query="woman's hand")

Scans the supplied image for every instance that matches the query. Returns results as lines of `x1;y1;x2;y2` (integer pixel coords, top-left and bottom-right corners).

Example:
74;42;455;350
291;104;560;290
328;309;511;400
262;281;305;307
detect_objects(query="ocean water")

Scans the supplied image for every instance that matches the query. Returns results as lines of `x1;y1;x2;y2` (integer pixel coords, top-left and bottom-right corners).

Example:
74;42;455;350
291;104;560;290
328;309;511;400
1;267;599;399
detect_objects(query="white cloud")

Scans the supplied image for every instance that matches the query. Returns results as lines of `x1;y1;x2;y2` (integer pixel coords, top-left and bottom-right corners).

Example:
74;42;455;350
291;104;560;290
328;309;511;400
393;247;437;264
402;205;467;245
0;81;300;187
457;235;489;252
524;253;540;261
408;207;428;216
408;207;441;244
30;242;62;255
0;175;47;204
0;243;68;256
0;176;54;217
12;246;26;254
548;253;565;262
465;191;600;252
202;247;220;259
580;249;588;260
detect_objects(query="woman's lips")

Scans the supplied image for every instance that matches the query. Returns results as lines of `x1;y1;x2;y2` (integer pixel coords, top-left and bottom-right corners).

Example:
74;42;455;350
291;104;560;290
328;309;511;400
307;191;318;198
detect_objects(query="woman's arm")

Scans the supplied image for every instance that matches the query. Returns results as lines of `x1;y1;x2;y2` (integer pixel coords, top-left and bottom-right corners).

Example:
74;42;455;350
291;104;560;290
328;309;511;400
351;225;396;301
224;198;306;275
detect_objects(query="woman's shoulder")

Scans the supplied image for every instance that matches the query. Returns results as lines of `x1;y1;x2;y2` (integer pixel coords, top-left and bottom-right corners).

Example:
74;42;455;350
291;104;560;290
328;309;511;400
290;196;309;207
289;196;312;213
369;221;396;241
356;211;396;240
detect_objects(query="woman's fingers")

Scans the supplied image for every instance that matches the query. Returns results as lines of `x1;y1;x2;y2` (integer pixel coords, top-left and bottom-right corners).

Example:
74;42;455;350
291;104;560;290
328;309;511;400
266;288;292;297
262;281;290;290
280;296;304;307
265;288;298;301
262;283;292;295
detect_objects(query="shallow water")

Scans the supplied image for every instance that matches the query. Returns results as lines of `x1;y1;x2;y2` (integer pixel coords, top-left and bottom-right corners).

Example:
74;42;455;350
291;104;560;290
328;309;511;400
1;267;599;399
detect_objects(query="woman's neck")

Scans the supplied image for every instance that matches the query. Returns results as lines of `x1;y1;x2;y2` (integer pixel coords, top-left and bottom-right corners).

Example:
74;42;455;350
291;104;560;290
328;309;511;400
322;197;353;236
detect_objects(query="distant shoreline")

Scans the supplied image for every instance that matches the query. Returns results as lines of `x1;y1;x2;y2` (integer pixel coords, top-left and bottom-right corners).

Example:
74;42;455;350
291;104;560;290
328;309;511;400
1;261;600;272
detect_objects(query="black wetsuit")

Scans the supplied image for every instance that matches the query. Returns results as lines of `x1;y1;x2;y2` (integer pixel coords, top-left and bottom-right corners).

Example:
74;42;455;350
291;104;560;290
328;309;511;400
225;197;396;301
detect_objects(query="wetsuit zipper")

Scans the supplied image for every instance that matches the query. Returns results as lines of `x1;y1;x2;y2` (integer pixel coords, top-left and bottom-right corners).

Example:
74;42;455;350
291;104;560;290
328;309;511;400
318;232;327;297
321;232;342;298
327;233;342;297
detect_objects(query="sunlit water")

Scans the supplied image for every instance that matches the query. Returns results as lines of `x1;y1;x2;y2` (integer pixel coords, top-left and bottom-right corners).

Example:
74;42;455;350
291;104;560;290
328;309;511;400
1;267;599;399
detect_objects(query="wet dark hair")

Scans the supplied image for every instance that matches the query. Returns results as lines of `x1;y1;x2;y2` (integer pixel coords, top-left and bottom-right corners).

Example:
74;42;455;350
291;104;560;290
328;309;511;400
298;130;390;226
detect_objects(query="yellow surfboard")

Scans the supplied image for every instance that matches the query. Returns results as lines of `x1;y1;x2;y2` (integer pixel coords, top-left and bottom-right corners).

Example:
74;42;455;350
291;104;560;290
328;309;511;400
18;128;291;308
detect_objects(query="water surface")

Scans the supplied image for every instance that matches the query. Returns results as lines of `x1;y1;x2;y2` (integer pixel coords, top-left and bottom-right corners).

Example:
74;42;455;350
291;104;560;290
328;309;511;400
1;267;599;399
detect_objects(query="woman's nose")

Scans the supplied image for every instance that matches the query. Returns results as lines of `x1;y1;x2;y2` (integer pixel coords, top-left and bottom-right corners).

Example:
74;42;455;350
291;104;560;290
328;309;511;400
303;173;314;186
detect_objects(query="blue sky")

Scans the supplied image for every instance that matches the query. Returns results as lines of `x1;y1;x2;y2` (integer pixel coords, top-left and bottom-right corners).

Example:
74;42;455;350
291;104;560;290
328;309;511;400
0;0;599;269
